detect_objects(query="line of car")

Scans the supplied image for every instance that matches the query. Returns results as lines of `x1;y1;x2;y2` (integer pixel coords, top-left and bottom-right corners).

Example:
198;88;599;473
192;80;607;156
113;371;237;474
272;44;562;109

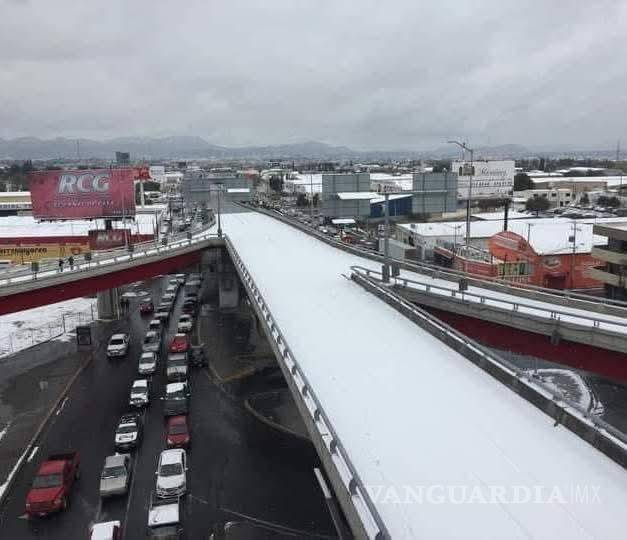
24;272;206;540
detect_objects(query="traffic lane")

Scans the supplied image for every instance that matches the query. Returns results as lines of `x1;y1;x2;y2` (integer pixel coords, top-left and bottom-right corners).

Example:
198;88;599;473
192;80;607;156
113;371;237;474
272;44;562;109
185;300;335;537
122;275;197;539
0;279;163;539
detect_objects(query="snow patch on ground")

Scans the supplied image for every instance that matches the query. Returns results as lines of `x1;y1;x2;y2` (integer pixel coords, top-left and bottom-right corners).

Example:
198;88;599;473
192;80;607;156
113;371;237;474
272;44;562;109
0;297;97;357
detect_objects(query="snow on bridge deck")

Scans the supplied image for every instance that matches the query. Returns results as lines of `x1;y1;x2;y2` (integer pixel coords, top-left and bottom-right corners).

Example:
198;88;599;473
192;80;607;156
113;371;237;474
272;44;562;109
223;211;627;539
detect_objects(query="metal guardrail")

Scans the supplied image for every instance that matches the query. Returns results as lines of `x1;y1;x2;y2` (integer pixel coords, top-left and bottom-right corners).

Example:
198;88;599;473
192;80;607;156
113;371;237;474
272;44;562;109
224;236;387;540
350;266;627;467
246;204;627;314
351;265;627;334
0;223;217;290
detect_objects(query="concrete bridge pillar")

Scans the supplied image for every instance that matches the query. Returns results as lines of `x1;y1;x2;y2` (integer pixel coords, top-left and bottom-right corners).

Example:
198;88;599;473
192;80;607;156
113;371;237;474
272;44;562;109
97;288;120;320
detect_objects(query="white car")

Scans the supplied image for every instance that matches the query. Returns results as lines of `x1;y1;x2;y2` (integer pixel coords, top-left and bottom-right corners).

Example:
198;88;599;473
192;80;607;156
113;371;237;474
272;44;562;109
155;449;187;498
148;319;163;336
177;314;193;333
107;334;129;358
175;274;186;284
138;351;158;375
129;379;150;408
142;331;161;354
90;520;121;540
166;284;178;296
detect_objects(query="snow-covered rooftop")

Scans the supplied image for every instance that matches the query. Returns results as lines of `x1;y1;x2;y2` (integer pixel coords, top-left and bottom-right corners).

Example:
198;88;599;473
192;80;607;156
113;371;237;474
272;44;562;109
0;213;157;237
336;191;379;200
222;211;627;539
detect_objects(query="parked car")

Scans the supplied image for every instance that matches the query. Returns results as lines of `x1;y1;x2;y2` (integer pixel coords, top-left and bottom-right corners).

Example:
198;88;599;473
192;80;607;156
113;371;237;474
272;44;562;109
161;293;176;308
89;521;122;540
155;449;187;498
169;333;189;354
147;497;183;539
99;454;132;498
166;415;190;449
115;413;143;451
188;272;203;282
189;345;207;368
140;299;155;314
107;333;129;359
25;452;80;517
138;351;158;375
142;331;161;354
167;353;188;382
163;382;191;416
155;309;170;323
177;314;193;333
166;284;178;296
175;274;186;284
129;379;150;408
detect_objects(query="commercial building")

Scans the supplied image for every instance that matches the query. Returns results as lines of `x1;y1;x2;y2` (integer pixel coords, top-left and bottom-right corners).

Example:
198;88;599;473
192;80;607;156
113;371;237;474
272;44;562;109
590;222;627;299
322;171;458;221
182;170;252;204
517;188;573;208
321;173;373;220
487;222;609;289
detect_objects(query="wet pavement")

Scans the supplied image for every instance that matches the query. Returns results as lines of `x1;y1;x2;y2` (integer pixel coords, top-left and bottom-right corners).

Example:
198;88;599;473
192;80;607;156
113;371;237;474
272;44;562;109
0;265;335;539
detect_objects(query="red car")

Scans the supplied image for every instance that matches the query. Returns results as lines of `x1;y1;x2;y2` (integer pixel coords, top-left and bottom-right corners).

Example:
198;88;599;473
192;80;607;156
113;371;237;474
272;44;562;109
26;452;80;517
166;415;190;448
139;300;154;314
169;333;189;354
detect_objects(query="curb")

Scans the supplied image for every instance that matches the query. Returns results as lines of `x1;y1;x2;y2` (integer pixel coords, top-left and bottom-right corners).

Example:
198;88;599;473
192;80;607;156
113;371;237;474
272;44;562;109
243;397;311;443
0;339;95;508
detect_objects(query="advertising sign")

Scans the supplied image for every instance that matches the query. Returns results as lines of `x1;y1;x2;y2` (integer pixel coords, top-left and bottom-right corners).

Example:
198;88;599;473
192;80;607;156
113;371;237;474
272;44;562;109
453;160;515;200
88;229;153;250
29;168;136;220
0;240;89;263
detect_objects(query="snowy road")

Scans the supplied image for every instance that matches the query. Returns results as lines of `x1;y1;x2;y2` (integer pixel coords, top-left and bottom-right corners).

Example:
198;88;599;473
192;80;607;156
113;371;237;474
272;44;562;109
222;211;627;539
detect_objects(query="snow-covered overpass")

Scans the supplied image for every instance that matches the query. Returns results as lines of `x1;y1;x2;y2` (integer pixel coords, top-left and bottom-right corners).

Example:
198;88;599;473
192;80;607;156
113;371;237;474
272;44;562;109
223;211;627;539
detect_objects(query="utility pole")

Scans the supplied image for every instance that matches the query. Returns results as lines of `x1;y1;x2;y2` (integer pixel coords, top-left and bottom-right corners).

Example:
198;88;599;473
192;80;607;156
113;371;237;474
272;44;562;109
569;221;580;289
447;140;474;246
309;173;314;223
216;183;223;237
383;192;390;282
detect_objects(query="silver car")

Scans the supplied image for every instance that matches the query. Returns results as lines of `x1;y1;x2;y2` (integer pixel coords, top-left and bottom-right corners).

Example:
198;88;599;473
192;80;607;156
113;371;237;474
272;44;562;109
142;331;161;354
99;454;132;497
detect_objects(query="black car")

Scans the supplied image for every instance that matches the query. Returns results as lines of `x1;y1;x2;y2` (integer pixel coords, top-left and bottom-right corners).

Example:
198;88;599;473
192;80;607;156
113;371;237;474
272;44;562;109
189;345;207;368
114;413;143;451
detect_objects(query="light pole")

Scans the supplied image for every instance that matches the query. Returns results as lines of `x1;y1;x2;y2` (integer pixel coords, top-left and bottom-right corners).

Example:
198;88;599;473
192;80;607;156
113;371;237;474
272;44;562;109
447;140;474;246
216;182;223;237
383;192;391;282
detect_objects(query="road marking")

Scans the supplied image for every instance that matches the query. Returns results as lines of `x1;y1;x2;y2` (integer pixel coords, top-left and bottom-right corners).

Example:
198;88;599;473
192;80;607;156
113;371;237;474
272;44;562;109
56;396;69;415
122;427;142;540
26;446;39;463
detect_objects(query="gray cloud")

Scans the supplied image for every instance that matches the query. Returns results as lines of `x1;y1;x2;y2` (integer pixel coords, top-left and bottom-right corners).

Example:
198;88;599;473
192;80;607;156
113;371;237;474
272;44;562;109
1;0;626;150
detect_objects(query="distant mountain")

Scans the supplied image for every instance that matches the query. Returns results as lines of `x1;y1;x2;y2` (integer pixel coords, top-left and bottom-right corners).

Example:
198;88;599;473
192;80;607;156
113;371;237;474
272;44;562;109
0;136;536;161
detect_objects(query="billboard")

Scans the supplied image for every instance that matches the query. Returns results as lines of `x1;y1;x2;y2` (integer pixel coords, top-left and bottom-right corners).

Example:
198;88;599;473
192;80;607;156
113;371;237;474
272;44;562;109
88;229;153;250
0;239;89;264
29;168;136;220
453;160;515;200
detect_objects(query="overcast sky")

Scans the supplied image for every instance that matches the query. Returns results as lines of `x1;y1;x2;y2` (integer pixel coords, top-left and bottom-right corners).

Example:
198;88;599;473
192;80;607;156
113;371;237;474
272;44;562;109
1;0;627;150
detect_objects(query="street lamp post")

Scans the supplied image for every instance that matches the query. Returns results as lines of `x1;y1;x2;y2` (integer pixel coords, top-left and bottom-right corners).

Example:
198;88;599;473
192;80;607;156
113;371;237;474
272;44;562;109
383;192;391;282
216;182;223;237
447;140;474;246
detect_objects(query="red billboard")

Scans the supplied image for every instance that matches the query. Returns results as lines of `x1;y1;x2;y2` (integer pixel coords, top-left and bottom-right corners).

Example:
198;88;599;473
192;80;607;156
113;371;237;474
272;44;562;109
29;168;136;220
88;229;153;250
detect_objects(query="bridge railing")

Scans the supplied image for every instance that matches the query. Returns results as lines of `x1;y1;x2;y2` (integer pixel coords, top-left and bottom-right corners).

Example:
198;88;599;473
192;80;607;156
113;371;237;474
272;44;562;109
350;265;627;469
0;223;217;289
224;235;388;540
245;204;627;315
351;265;627;335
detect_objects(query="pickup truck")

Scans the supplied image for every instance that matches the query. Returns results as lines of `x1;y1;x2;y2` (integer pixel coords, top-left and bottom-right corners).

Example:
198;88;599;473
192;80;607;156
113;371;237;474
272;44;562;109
26;451;80;517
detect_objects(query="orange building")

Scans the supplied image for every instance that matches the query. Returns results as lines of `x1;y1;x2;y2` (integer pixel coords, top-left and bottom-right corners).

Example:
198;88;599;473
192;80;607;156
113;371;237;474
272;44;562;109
488;229;603;289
